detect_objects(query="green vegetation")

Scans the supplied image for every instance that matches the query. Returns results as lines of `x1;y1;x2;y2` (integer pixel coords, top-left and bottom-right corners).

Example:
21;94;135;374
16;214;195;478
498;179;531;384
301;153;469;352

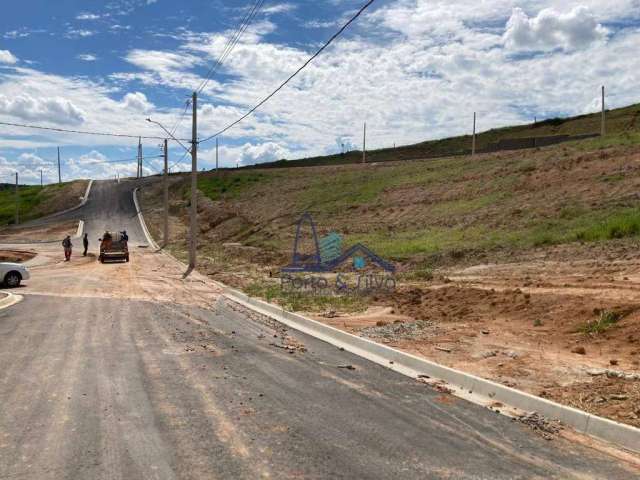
570;131;640;151
580;310;622;334
401;267;434;282
197;172;269;201
347;208;640;261
161;101;640;274
297;155;506;214
245;280;367;313
0;183;72;226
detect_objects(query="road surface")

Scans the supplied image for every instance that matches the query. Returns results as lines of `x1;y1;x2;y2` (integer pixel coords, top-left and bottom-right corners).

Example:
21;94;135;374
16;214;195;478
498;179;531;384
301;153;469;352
0;180;638;479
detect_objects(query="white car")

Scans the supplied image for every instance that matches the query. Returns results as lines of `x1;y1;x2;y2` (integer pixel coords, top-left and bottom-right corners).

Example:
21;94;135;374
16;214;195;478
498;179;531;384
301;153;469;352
0;263;30;288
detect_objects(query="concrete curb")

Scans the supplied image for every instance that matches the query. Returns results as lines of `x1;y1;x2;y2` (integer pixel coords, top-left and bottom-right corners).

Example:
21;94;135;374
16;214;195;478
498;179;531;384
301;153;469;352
132;195;640;455
40;179;94;220
74;220;85;239
0;292;23;310
133;188;160;250
220;286;639;454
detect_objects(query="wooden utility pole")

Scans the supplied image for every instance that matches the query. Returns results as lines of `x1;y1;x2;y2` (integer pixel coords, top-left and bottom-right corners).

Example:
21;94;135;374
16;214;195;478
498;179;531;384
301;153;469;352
163;138;169;247
15;172;19;225
57;147;61;184
189;91;198;270
362;122;367;164
216;137;219;172
472;112;477;157
601;85;606;137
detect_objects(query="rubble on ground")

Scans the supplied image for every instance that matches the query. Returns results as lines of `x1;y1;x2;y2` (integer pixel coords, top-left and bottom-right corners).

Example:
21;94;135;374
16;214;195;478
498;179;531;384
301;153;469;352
514;411;563;440
360;319;435;340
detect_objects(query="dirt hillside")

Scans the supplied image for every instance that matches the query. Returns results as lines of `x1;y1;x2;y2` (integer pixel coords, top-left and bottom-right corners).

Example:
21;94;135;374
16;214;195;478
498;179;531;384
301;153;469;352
139;121;640;429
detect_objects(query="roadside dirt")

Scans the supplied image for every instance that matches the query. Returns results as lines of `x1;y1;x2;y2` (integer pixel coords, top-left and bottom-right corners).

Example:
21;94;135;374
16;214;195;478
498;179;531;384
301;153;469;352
0;220;79;243
9;243;223;309
314;244;640;429
0;249;36;263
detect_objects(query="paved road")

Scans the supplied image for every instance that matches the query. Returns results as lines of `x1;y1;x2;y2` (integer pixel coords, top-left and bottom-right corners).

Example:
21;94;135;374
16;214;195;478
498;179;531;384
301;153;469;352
7;179;148;246
0;180;638;479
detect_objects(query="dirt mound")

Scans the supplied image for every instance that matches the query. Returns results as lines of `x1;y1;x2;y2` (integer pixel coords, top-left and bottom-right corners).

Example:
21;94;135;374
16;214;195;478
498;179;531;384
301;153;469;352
0;250;36;263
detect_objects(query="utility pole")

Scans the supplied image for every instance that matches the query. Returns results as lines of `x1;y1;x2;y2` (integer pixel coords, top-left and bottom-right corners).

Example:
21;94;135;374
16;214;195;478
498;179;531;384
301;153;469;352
15;172;19;225
472;112;477;157
57;147;62;184
362;122;367;164
40;169;43;188
601;85;606;137
216;137;219;172
137;137;143;178
163;138;169;247
189;91;198;270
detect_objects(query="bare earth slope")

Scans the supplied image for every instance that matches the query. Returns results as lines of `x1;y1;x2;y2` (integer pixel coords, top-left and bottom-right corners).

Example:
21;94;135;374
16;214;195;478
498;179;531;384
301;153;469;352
140;131;640;429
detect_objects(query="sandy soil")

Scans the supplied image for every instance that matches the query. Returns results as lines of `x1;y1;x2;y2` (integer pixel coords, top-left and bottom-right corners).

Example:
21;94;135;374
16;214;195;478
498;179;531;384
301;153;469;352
10;243;223;309
0;249;37;263
0;220;79;243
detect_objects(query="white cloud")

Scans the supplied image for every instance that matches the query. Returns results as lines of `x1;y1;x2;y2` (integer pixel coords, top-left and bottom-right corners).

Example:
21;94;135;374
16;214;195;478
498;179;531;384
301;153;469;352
304;19;339;29
77;54;98;62
238;141;290;165
262;3;296;15
121;92;154;112
3;0;640;182
197;141;291;169
65;29;96;38
504;6;608;51
114;49;209;92
76;13;101;20
0;93;85;125
0;50;18;64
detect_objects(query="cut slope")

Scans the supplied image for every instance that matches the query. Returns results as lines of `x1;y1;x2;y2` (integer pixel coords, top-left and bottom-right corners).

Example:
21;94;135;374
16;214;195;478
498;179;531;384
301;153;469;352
0;180;88;226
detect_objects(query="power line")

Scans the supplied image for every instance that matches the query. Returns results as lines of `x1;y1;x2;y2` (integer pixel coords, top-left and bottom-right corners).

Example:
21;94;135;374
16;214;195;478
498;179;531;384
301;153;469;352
163;1;264;157
75;154;163;166
169;99;191;137
196;0;265;95
0;120;181;141
3;154;163;170
169;148;192;172
199;0;376;144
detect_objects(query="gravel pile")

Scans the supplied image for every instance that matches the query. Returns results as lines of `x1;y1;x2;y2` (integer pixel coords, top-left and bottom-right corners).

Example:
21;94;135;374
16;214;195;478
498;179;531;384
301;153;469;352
514;411;563;440
360;320;434;340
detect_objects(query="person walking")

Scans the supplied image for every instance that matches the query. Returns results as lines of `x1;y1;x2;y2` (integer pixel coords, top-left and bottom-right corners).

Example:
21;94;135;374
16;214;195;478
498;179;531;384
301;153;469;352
83;233;89;256
62;235;73;262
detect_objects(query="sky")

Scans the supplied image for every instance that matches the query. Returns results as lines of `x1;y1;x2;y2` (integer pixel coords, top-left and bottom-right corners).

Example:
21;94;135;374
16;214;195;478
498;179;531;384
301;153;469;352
1;0;639;184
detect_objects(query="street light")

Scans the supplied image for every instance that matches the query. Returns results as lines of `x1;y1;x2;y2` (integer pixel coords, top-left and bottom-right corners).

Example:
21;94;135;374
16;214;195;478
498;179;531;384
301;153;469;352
146;118;191;154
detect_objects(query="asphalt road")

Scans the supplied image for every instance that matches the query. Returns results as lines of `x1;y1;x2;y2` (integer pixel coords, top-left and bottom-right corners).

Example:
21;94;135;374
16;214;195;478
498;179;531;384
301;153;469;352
0;180;638;479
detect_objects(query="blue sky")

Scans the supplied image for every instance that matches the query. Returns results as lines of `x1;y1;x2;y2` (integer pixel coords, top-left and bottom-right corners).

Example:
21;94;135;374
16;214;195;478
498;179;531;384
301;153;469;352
1;0;639;184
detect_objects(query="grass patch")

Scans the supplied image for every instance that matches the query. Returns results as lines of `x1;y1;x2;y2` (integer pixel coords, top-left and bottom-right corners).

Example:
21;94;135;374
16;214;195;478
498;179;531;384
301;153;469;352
346;207;640;261
245;280;367;313
570;131;640;152
580;310;622;334
401;267;434;282
431;192;505;216
0;183;72;226
575;209;640;241
599;173;626;183
197;172;268;201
